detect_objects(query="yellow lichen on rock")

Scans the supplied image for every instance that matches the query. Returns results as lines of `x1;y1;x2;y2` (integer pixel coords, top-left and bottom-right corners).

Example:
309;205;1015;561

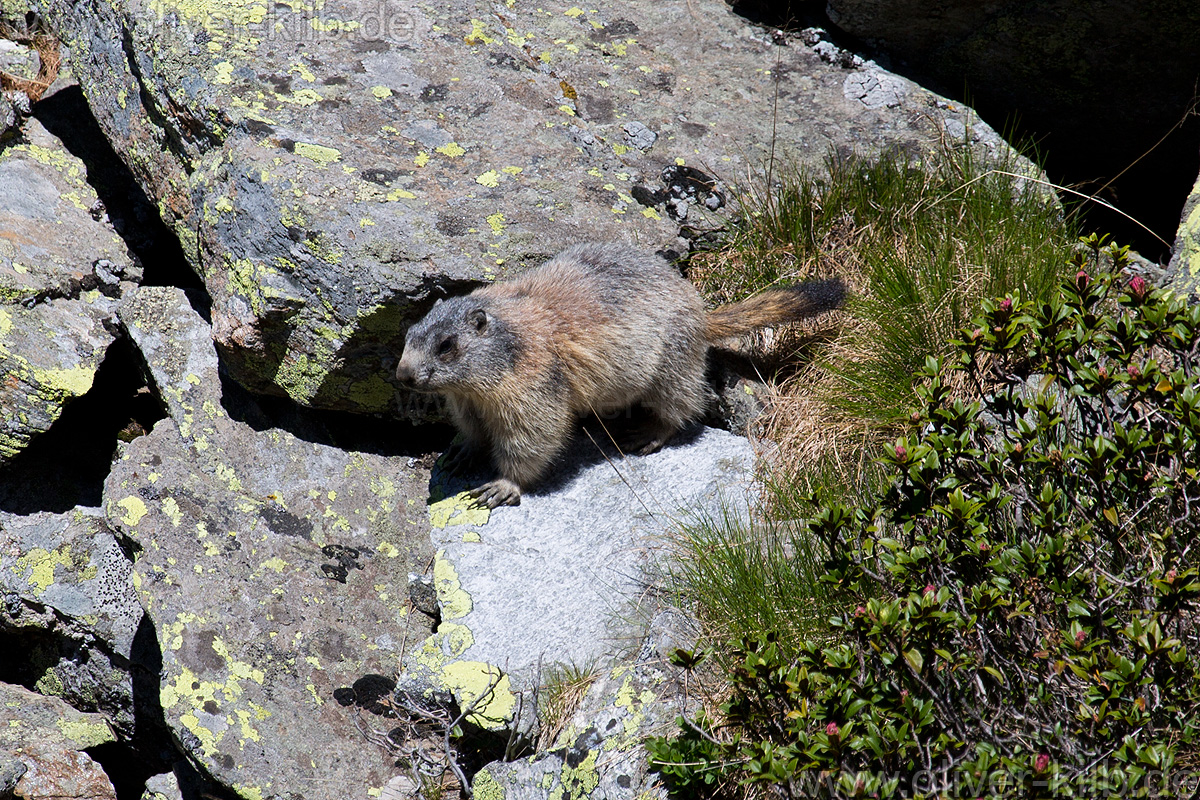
116;496;148;527
428;493;490;529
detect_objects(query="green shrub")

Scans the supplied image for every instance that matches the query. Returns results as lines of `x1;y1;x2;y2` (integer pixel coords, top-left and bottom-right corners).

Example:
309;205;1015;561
651;251;1200;798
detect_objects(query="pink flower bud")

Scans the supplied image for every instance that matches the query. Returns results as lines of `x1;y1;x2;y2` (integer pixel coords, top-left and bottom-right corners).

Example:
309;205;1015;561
895;444;907;461
998;297;1012;313
1035;754;1051;773
924;584;936;596
826;721;840;737
1128;275;1147;298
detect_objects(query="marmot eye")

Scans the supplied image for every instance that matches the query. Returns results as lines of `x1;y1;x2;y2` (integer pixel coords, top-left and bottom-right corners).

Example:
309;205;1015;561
436;336;456;357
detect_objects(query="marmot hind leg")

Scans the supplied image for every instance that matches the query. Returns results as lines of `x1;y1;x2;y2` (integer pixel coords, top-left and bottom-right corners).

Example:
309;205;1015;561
628;369;712;455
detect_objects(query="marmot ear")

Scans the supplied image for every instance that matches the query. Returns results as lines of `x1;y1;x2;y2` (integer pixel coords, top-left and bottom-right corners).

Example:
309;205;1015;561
469;308;488;332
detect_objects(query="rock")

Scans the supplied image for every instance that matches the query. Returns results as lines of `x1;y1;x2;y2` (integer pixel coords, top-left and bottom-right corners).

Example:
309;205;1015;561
0;508;145;739
0;95;15;138
407;572;438;618
0;682;118;800
477;671;670;800
104;286;438;799
823;0;1200;260
706;353;769;436
0;37;39;81
0;38;37;138
33;0;1011;416
8;88;27;114
621;121;657;152
138;761;213;800
139;770;181;800
0;758;27;797
1169;170;1200;297
396;424;753;736
475;609;698;799
0;116;136;465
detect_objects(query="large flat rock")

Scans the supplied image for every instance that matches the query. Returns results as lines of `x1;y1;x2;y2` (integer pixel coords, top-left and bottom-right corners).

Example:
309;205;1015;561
36;0;1004;415
399;424;753;734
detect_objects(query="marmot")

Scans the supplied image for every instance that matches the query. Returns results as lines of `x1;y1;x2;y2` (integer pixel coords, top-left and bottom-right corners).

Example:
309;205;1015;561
395;242;844;508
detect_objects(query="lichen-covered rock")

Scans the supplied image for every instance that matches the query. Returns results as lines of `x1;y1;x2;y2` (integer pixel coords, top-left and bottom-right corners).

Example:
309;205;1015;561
139;770;182;800
0;681;118;800
0;95;16;139
0;37;39;80
0;508;144;738
474;612;695;800
1169;170;1200;296
104;286;437;799
0;117;136;464
33;0;1004;416
396;424;752;736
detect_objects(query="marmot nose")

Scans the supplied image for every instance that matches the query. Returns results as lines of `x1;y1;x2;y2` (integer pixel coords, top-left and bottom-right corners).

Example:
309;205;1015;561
395;361;416;386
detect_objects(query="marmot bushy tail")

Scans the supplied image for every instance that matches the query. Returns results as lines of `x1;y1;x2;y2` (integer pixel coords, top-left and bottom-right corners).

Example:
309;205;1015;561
395;242;844;508
705;280;846;340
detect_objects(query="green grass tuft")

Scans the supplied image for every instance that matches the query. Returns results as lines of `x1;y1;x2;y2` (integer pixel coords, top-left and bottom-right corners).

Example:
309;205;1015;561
668;502;836;648
690;142;1078;434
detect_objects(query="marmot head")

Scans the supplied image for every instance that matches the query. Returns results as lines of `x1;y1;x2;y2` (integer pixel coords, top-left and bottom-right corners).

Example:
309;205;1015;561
395;296;514;392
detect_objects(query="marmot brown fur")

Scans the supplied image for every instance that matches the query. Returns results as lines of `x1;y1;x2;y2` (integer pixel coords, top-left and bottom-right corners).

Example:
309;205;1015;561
395;242;844;508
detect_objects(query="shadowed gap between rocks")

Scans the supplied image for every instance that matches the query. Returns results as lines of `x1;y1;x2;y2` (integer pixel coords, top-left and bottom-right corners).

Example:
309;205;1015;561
32;84;210;308
218;360;458;460
725;0;831;30
87;614;242;800
0;606;206;799
0;335;164;514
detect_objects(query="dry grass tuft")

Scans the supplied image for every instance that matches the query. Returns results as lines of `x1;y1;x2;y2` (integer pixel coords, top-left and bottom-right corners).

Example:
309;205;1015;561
690;147;1075;490
536;663;598;751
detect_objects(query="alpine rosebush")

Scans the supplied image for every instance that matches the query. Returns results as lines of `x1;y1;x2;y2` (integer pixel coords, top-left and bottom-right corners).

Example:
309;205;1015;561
651;247;1200;799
